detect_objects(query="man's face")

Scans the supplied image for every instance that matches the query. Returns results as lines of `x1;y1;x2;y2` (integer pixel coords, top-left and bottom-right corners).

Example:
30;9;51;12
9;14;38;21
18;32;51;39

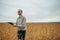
18;10;22;16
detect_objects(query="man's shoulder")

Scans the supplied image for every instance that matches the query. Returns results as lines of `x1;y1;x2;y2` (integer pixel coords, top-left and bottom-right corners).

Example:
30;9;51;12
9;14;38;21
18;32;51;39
22;16;26;19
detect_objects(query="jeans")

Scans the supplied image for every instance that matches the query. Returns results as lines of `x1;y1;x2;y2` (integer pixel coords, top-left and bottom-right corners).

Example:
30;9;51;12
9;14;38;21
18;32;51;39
18;30;26;40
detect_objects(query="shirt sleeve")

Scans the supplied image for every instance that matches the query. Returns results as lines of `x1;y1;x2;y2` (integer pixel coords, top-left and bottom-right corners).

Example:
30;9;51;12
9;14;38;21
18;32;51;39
16;18;18;26
22;17;26;27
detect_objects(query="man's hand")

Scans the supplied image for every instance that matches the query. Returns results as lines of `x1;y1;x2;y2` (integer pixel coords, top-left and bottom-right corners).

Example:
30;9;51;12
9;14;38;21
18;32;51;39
13;24;17;27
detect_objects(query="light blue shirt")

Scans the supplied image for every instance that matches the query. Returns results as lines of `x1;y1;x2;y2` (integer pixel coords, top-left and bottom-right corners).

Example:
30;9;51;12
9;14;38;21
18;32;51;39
16;16;26;30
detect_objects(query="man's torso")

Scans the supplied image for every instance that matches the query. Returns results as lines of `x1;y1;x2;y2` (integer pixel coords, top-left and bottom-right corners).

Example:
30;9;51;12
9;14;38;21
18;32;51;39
16;16;26;30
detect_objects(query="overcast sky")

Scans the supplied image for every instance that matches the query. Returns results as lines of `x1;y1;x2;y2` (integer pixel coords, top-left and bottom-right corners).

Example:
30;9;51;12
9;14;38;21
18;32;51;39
0;0;60;22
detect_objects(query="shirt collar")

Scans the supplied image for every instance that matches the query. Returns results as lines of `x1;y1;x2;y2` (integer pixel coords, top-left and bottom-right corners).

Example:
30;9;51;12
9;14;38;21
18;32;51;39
19;15;22;18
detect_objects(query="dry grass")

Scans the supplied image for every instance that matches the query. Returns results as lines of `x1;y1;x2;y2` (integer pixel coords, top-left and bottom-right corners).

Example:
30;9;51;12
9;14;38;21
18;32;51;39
26;23;60;40
0;23;18;40
0;23;60;40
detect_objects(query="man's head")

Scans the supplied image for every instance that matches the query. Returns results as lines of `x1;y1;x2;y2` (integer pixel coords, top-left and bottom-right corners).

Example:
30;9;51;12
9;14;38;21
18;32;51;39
18;9;23;16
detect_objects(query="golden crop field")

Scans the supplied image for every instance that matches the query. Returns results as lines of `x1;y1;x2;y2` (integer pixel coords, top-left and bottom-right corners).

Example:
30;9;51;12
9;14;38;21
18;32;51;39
0;23;60;40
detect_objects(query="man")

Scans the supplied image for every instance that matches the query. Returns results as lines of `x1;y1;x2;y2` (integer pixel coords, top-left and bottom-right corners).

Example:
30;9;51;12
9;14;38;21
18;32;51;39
16;9;26;40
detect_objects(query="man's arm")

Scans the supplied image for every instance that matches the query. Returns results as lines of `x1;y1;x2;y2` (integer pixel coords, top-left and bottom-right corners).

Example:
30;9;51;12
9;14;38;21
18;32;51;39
13;18;18;27
22;17;26;27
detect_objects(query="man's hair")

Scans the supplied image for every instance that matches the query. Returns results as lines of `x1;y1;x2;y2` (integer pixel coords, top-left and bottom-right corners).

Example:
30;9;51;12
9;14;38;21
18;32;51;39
18;9;23;13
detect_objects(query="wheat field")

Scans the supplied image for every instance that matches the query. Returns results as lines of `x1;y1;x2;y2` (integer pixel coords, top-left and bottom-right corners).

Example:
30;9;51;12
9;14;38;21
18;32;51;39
0;23;60;40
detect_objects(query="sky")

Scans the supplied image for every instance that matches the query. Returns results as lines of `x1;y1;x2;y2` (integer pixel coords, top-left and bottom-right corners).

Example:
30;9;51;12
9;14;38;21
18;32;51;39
0;0;60;22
